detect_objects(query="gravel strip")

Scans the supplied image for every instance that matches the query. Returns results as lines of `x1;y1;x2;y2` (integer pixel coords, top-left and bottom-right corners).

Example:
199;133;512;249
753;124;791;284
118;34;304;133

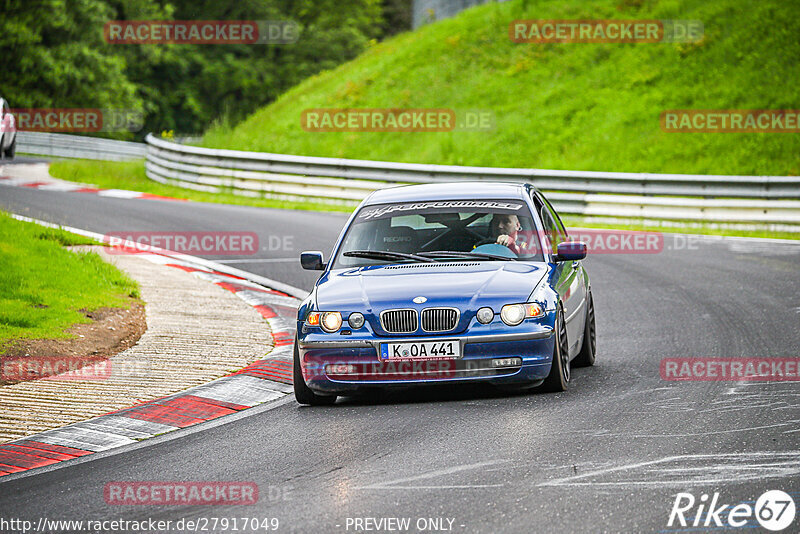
0;247;274;442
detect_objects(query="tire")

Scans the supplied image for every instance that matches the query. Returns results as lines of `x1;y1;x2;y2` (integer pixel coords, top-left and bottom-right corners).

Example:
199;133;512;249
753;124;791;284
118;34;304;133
5;136;15;159
293;338;337;406
573;291;596;367
540;308;570;392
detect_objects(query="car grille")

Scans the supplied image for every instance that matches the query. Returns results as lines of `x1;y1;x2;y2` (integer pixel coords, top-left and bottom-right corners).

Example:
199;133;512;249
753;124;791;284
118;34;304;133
380;309;418;333
421;307;459;332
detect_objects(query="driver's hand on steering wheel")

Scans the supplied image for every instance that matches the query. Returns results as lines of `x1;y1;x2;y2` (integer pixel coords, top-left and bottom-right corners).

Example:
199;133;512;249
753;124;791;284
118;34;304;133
496;234;514;247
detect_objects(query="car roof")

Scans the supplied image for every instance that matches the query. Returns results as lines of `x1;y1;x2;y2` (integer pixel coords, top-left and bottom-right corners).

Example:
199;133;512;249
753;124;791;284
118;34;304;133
362;182;534;205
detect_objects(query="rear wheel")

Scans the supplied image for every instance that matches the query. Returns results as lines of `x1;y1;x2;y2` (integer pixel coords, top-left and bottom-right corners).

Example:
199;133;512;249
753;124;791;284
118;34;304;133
293;338;337;406
573;291;596;367
540;308;570;392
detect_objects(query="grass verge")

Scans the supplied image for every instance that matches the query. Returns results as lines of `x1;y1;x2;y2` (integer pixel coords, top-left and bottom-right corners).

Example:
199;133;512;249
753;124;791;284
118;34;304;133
0;211;140;353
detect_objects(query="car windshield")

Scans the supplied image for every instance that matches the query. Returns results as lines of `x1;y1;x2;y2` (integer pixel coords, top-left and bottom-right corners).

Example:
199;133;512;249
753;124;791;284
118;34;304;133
333;199;545;268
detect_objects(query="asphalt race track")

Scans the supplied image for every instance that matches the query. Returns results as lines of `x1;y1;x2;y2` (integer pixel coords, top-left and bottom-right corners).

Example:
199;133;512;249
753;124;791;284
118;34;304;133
1;182;799;533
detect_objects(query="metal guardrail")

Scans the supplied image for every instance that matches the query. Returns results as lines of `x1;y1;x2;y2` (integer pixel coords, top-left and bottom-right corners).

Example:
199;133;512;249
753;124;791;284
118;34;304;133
17;132;146;161
10;130;798;228
145;134;800;227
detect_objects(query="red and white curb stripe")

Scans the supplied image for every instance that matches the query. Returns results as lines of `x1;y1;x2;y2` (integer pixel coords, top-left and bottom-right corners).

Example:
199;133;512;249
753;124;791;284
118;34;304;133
0;217;304;479
0;175;185;202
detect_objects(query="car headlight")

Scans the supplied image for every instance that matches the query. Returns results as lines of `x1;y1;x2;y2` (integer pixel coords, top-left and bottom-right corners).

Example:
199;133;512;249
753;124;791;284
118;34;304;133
500;303;544;326
348;312;365;329
476;307;494;324
306;311;343;332
320;311;342;332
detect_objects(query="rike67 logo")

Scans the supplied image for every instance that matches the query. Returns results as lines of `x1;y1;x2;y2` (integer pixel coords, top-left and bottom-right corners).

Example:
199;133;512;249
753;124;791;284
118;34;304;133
668;490;796;531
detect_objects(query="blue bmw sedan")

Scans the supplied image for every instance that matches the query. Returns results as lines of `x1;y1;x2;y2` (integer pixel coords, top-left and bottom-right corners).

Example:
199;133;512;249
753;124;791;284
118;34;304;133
294;182;596;405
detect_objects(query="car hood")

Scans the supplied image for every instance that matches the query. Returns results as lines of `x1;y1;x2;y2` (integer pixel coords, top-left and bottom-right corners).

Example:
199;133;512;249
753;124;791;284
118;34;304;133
316;262;548;314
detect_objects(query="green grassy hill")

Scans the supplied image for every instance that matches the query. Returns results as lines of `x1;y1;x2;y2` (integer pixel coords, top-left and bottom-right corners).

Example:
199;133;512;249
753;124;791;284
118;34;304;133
202;0;800;176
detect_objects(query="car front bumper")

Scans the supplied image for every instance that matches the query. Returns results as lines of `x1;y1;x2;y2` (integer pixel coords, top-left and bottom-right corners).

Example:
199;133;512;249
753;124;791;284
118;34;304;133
298;326;555;395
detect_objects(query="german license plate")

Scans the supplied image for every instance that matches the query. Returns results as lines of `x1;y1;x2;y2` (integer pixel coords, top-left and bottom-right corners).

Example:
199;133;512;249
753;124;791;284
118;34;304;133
380;340;460;360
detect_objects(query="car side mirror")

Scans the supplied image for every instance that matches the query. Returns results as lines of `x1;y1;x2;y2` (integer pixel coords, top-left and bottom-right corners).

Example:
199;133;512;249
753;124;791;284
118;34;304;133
300;251;326;270
554;241;587;262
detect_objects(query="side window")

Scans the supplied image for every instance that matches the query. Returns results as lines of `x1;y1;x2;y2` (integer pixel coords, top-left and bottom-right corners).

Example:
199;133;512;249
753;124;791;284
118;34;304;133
541;194;568;239
532;193;566;254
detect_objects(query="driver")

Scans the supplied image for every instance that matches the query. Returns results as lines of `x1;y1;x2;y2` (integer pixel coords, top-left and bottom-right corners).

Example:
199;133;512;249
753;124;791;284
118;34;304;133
488;214;524;255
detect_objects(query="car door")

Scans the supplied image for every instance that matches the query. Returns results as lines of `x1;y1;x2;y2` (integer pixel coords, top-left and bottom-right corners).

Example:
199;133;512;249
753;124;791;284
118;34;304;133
535;193;587;355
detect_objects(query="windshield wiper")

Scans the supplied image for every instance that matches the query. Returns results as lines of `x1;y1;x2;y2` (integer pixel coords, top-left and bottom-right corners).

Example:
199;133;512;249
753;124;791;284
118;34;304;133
417;250;514;261
343;250;436;263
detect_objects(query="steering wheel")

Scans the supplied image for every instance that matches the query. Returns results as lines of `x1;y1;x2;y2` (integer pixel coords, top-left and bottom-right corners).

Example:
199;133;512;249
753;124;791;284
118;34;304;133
472;243;518;258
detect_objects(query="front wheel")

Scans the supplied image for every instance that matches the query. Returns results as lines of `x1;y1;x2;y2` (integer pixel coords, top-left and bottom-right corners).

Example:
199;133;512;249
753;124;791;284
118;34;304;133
4;136;15;159
573;291;596;367
540;308;570;392
293;338;337;406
